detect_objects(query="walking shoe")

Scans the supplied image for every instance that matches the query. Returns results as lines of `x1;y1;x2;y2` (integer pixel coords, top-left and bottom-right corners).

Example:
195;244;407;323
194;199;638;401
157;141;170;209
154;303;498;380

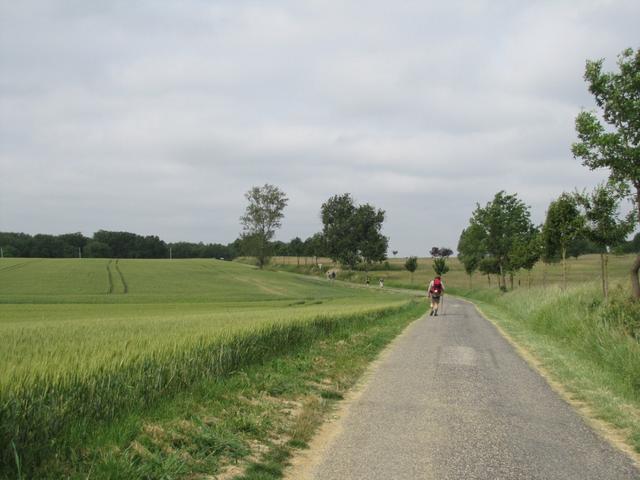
429;310;433;316
434;312;438;316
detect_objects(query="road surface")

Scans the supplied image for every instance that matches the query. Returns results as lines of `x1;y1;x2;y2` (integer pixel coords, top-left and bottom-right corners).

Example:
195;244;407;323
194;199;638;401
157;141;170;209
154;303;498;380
293;296;639;479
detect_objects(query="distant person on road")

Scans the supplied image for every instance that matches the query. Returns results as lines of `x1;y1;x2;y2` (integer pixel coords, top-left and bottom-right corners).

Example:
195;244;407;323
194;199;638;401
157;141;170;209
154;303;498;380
428;276;444;316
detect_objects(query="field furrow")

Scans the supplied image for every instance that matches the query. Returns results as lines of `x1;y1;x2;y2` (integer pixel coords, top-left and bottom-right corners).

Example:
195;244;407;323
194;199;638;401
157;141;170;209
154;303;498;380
114;259;128;294
106;259;114;294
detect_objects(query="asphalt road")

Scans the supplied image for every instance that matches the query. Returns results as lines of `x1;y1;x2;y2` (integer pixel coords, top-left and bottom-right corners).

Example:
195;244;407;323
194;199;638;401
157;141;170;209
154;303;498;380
305;297;639;479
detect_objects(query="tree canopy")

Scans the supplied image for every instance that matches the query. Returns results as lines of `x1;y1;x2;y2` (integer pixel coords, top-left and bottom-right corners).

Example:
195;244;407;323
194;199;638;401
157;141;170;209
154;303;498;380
321;194;388;269
571;47;640;298
240;184;289;268
468;191;535;288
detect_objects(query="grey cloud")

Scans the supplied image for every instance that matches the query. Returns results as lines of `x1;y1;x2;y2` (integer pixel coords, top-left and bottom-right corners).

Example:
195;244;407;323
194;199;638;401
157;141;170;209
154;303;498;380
1;0;638;253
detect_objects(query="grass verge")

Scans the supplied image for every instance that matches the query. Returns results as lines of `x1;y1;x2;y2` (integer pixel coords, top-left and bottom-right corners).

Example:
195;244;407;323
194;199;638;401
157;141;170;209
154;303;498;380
451;283;640;454
3;300;426;479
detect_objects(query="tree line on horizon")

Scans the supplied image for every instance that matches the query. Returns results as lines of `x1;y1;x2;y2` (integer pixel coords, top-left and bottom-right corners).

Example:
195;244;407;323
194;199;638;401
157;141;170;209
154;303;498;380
0;229;350;262
0;231;238;260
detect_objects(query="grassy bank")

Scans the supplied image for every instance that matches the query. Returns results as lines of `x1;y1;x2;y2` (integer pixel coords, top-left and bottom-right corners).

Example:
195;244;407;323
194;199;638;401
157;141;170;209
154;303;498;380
451;283;640;452
4;301;426;479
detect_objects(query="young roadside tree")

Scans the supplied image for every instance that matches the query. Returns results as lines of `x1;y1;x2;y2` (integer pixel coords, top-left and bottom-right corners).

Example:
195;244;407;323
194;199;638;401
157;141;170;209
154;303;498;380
321;194;387;270
307;232;326;265
571;47;640;299
541;193;584;290
457;223;486;288
392;250;399;257
576;183;636;299
510;227;542;288
430;247;452;276
289;236;304;266
479;257;500;287
470;191;534;290
240;184;289;269
404;256;418;283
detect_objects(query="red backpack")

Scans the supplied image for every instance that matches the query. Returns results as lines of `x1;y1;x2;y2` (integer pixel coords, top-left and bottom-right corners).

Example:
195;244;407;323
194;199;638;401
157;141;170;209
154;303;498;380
431;278;443;295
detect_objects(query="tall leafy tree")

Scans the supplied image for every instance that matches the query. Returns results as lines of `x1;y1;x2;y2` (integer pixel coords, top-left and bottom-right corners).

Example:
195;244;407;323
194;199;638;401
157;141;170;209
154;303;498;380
321;194;387;269
470;191;534;289
321;194;358;268
457;224;486;288
240;184;288;268
542;193;585;290
576;183;636;298
571;47;640;298
355;204;388;268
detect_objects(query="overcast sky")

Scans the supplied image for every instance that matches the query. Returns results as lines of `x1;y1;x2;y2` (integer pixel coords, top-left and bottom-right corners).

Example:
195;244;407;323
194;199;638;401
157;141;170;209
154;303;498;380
1;1;638;255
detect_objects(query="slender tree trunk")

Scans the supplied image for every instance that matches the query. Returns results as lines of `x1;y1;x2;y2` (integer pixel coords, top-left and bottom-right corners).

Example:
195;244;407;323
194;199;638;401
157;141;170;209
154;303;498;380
562;247;567;290
469;273;472;289
499;264;506;290
509;273;514;290
487;274;491;286
542;263;547;287
632;255;640;300
604;252;609;300
632;184;640;300
528;270;531;288
600;252;606;299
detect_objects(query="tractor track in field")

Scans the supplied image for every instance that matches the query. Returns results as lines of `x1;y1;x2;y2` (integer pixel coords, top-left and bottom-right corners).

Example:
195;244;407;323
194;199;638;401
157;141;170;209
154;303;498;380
106;260;114;294
0;259;42;273
114;259;128;294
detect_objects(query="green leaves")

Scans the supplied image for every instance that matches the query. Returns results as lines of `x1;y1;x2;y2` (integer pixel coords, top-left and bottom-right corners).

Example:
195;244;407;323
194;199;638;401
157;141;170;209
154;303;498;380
404;256;418;274
457;223;487;276
542;193;584;257
467;191;535;281
572;48;640;191
576;183;636;251
321;194;388;269
240;184;289;268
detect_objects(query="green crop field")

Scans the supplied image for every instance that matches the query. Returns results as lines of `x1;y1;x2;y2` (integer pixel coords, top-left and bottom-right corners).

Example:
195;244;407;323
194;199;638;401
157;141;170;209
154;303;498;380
0;258;414;477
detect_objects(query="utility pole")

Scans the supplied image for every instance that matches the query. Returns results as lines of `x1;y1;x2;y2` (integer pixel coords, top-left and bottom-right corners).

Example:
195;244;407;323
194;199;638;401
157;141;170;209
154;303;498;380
79;247;82;259
0;247;3;259
169;247;172;260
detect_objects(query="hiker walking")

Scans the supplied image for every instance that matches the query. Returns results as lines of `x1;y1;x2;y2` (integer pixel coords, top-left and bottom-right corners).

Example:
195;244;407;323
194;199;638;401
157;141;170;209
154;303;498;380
428;276;444;316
